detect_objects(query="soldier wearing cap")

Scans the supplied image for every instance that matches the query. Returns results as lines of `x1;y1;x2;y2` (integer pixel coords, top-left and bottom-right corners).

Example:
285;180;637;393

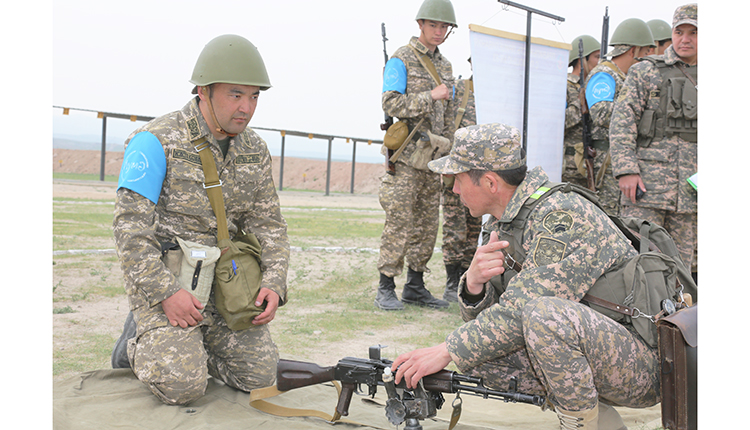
646;19;673;55
610;4;697;272
391;123;660;430
563;35;600;188
584;18;655;216
110;34;289;405
375;0;458;311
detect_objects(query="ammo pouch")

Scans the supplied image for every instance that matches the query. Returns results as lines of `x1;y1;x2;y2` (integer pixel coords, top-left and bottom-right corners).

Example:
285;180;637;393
214;231;264;331
161;238;221;309
657;305;697;430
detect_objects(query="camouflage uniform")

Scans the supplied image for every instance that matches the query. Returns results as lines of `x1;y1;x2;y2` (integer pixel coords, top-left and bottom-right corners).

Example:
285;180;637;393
562;73;588;188
584;60;626;215
442;77;481;271
429;124;660;412
610;43;697;269
113;97;289;405
378;36;455;277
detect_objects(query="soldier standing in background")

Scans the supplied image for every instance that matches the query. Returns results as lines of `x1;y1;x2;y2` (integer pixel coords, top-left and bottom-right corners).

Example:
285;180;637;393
375;0;458;311
110;34;289;405
610;4;698;271
647;19;673;55
440;60;482;302
563;35;600;189
392;123;657;430
584;18;655;215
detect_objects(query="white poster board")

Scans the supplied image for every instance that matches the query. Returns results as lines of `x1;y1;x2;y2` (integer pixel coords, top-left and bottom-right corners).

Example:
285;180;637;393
469;24;570;181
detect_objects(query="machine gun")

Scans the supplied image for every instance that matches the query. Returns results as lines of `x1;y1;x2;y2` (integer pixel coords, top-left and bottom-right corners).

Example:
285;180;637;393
579;38;597;192
276;346;545;429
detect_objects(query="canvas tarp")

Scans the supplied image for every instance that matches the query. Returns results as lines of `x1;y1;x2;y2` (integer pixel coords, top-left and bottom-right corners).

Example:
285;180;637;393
53;368;662;429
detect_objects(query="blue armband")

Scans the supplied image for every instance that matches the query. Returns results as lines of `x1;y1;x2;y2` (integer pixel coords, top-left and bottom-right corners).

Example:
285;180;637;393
382;58;407;94
586;72;616;109
117;131;167;205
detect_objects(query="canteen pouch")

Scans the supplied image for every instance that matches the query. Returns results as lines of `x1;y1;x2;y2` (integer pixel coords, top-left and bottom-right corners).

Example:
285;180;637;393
162;238;221;310
215;231;264;331
383;121;409;150
658;305;697;430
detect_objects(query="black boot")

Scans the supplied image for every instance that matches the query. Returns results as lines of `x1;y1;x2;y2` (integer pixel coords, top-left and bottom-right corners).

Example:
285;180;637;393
111;310;136;369
443;263;462;302
402;268;449;309
375;273;404;310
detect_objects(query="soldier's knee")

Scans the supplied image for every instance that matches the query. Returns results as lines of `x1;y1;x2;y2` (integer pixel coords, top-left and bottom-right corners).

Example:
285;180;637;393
148;373;208;405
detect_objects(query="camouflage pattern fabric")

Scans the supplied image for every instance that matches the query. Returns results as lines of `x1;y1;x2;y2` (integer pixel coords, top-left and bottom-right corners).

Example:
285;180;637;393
378;36;456;277
584;60;626;215
610;44;697;267
113;97;289;404
429;123;525;174
562;73;588;188
378;163;441;277
442;78;481;268
444;167;659;410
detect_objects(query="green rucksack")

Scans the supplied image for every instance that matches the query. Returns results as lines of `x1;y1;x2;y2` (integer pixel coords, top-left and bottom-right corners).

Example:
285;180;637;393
487;181;697;348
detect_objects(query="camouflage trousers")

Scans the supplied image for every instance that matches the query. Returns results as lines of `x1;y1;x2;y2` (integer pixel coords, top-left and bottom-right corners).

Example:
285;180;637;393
463;298;660;411
127;301;278;405
619;205;696;270
441;181;481;268
377;163;441;277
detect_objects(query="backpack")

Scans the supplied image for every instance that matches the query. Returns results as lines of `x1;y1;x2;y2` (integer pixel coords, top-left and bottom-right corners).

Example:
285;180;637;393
497;181;697;348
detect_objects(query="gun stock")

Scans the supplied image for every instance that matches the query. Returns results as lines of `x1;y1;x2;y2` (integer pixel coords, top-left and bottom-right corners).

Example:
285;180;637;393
276;359;336;392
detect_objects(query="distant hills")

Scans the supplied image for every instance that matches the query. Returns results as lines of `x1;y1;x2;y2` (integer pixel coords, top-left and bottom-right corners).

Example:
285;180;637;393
53;136;127;152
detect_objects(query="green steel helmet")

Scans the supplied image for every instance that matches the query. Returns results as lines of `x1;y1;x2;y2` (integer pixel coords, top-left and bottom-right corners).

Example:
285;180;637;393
415;0;457;27
568;35;600;66
609;18;656;47
190;34;271;92
647;19;672;42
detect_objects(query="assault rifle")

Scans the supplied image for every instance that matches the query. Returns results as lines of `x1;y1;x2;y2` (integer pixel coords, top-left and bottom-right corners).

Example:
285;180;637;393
380;22;396;176
579;38;597;192
276;346;545;428
600;7;609;60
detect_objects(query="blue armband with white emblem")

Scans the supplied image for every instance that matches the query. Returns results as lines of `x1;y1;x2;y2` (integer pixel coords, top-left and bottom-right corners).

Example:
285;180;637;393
117;131;167;205
585;72;616;109
382;58;407;94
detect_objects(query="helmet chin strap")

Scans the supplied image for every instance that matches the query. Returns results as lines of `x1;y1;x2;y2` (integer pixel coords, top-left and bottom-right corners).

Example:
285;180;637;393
202;85;238;138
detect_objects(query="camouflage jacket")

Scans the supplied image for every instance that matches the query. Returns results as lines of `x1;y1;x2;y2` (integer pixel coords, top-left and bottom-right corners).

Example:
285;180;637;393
382;36;456;169
445;166;636;371
113;98;289;323
609;45;697;213
563;73;583;172
585;60;626;143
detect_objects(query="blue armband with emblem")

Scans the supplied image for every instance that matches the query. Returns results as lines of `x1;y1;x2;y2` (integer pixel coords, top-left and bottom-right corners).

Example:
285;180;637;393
382;58;407;94
585;72;616;109
117;131;167;205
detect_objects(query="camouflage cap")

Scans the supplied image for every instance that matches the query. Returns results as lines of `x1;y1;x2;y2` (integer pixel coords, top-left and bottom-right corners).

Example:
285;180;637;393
673;3;697;29
428;123;525;175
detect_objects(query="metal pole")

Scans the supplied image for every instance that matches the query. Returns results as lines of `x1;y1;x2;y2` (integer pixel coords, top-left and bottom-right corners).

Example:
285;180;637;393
279;133;286;191
522;10;531;152
325;138;333;196
350;140;357;194
100;116;107;181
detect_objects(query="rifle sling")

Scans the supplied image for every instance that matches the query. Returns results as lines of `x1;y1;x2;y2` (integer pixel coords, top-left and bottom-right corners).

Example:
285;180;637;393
454;79;472;129
408;45;442;87
249;382;388;429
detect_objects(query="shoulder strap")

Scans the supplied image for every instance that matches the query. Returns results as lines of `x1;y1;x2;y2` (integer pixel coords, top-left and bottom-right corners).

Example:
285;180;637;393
408;45;442;87
454;79;473;129
194;138;230;243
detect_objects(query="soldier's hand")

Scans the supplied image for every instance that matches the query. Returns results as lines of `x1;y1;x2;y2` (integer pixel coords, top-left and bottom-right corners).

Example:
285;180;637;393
161;289;204;328
618;174;646;204
431;83;452;101
465;231;509;295
252;288;280;326
391;342;452;389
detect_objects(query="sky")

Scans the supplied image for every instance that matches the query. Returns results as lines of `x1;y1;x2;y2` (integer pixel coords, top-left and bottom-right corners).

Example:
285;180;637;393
4;1;749;426
48;0;686;163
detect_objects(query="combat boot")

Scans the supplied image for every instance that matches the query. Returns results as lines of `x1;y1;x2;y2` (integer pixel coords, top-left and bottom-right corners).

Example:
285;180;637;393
598;403;627;430
442;263;462;302
402;268;449;309
556;402;598;430
375;273;404;310
111;310;136;369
